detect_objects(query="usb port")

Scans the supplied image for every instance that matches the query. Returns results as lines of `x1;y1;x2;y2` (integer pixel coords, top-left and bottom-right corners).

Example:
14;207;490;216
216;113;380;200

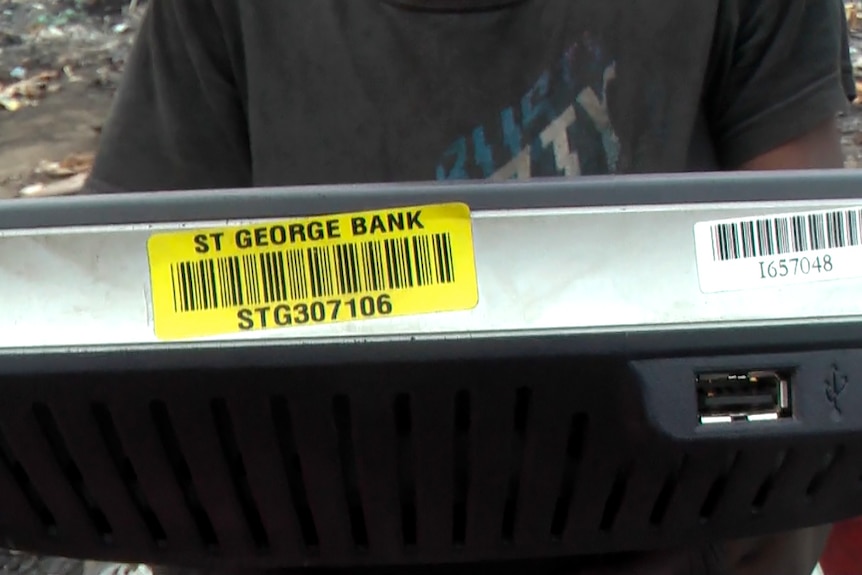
696;370;792;425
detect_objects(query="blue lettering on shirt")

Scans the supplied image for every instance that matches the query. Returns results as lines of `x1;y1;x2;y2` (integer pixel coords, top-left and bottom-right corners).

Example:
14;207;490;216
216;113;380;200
435;36;621;181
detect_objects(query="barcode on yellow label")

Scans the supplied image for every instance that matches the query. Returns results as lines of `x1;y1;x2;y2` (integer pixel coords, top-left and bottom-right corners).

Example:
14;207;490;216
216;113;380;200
147;203;478;340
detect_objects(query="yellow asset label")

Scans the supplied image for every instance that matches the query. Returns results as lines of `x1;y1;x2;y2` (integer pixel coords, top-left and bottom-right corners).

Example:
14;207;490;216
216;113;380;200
147;203;479;340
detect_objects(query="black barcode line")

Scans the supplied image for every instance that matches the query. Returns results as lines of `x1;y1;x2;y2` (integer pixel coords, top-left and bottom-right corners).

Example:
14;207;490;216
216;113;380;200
403;238;415;287
710;208;862;262
439;233;453;283
259;253;271;304
273;251;286;302
316;247;327;298
206;260;217;309
199;261;209;310
414;237;424;285
170;265;178;312
400;238;411;288
307;248;320;299
241;255;253;305
351;243;363;293
435;234;446;284
179;263;189;312
217;258;226;308
370;241;384;291
407;238;416;285
169;233;456;313
194;261;204;310
414;236;426;287
323;246;335;297
188;262;198;311
423;236;435;284
216;259;226;308
334;245;347;295
357;243;370;293
179;262;190;311
226;257;238;307
361;244;371;292
384;240;398;290
273;252;285;302
315;247;327;299
402;239;415;288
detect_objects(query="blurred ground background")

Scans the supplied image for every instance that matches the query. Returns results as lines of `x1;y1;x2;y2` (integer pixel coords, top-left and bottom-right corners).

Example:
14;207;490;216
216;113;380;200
0;0;143;199
3;0;862;199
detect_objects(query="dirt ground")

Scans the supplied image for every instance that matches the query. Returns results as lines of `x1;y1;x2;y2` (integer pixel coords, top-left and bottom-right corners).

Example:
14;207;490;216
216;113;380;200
2;1;862;198
0;0;138;198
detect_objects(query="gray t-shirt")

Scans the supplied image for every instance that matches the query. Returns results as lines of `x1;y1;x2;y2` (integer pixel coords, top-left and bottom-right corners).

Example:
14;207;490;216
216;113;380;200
86;0;848;193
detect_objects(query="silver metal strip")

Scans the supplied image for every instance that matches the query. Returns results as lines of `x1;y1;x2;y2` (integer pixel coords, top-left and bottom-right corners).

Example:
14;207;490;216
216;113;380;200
1;198;861;349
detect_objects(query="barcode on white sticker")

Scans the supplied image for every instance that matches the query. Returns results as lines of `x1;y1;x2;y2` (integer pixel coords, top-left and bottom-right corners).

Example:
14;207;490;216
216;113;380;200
694;207;862;293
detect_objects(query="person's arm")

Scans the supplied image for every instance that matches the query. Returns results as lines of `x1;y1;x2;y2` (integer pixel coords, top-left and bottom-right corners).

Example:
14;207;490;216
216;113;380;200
705;0;848;171
84;0;251;193
736;0;848;170
739;117;843;170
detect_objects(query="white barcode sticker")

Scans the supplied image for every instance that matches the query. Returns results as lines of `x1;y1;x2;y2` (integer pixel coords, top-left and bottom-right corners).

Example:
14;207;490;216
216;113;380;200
694;207;862;293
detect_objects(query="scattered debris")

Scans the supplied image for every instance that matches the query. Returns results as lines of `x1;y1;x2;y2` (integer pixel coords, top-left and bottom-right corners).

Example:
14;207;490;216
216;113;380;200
848;2;859;32
35;152;95;178
0;70;60;111
62;64;83;82
0;548;83;575
84;561;153;575
0;0;146;198
0;71;60;103
17;152;93;197
19;172;87;198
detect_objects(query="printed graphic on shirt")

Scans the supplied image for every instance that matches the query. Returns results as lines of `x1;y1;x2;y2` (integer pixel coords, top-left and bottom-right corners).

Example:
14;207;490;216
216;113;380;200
436;34;620;181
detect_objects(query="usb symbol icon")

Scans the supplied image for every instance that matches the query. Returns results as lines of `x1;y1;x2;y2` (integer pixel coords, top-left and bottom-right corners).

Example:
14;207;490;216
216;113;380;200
825;365;848;416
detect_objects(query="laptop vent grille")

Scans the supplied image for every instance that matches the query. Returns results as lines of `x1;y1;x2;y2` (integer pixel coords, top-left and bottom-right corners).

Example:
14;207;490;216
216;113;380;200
0;364;858;568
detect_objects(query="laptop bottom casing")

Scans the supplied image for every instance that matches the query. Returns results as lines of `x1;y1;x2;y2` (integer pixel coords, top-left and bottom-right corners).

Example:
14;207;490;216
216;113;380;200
0;171;860;569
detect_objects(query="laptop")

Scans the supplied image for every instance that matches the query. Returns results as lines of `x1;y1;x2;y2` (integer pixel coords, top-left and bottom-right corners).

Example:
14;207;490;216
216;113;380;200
0;170;860;570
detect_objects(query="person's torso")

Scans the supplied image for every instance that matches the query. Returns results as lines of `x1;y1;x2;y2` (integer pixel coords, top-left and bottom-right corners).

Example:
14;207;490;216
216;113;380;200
224;0;723;186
